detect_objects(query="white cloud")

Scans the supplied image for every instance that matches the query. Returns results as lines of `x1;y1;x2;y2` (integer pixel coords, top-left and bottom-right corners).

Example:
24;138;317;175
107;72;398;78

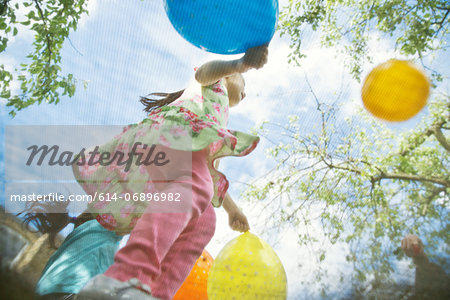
233;39;308;123
6;0;35;44
79;0;99;28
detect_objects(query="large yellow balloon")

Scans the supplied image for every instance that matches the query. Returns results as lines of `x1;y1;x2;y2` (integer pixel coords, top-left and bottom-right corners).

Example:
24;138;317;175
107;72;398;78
207;232;287;300
361;59;430;122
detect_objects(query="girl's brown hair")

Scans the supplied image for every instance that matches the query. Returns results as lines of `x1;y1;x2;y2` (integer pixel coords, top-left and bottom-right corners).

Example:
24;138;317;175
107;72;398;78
18;197;95;248
140;89;185;112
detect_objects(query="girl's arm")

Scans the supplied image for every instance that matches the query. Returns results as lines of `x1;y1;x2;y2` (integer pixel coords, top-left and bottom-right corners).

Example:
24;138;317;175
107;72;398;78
222;192;250;232
195;45;268;86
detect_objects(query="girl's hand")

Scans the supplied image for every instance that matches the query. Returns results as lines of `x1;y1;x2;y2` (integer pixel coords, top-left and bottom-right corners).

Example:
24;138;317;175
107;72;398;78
401;234;425;258
195;45;268;85
222;192;250;232
238;45;269;73
228;209;250;232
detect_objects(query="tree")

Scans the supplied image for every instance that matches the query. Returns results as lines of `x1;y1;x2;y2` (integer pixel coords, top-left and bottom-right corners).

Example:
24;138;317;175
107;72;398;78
0;0;88;117
243;1;450;297
279;0;450;80
244;80;449;296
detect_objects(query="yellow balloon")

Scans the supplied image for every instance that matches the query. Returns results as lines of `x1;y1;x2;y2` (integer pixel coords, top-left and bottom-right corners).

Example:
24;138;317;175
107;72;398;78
207;232;287;300
361;59;430;122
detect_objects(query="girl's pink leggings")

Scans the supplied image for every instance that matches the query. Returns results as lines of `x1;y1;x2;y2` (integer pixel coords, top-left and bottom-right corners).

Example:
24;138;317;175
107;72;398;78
104;149;216;299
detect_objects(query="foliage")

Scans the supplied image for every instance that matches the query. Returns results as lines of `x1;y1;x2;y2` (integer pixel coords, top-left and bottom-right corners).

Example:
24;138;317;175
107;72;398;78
278;0;450;80
247;1;450;296
243;78;449;296
0;0;88;117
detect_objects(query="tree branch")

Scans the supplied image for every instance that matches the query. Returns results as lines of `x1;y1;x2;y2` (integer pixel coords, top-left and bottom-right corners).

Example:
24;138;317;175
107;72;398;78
373;172;449;187
323;156;449;187
33;0;52;64
323;160;362;175
432;8;450;38
1;0;10;15
431;123;450;152
400;119;448;156
435;7;450;26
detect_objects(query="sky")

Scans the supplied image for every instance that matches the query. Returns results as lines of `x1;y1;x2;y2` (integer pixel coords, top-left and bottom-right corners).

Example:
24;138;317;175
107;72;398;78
1;0;449;299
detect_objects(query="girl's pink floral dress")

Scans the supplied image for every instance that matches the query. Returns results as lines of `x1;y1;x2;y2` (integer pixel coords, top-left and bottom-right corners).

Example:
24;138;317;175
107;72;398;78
74;80;259;232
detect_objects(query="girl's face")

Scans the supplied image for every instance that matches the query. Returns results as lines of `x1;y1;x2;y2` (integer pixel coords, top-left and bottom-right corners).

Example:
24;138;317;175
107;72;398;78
224;73;246;107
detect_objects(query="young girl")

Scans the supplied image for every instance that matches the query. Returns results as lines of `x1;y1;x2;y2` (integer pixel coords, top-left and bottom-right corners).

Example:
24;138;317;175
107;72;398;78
19;193;248;298
74;45;268;300
19;200;122;300
36;219;122;299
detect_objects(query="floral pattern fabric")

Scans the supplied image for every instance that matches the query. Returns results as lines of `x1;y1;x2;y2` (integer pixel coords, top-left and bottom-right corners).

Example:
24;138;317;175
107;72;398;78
74;80;259;232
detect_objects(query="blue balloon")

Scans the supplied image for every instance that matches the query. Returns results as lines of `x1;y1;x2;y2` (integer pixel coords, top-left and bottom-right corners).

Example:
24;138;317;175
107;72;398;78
164;0;279;54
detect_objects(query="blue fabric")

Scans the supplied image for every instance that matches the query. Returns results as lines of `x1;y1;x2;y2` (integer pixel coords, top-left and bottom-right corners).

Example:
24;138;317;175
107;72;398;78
35;220;122;295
